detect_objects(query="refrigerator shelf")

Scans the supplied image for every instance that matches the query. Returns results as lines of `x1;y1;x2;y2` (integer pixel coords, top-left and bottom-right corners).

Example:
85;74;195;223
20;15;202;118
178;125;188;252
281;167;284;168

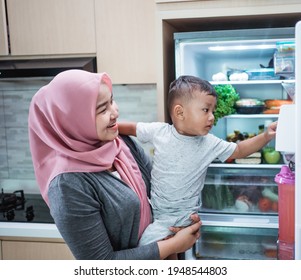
224;114;279;119
204;180;276;187
209;163;282;169
210;79;295;85
199;213;278;228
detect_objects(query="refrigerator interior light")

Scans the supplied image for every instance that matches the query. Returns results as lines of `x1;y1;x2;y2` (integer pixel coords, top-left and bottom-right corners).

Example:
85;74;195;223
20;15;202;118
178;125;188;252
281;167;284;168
208;44;276;51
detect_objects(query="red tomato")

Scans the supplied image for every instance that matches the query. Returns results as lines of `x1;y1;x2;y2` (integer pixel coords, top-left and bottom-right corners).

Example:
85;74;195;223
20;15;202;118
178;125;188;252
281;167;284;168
258;197;272;212
271;201;278;212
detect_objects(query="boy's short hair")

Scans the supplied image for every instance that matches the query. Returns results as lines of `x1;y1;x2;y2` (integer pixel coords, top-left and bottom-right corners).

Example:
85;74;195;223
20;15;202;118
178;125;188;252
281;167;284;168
167;75;217;116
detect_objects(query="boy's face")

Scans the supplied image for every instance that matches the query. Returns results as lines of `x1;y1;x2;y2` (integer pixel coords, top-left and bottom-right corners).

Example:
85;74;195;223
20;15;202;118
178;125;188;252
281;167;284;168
176;91;216;136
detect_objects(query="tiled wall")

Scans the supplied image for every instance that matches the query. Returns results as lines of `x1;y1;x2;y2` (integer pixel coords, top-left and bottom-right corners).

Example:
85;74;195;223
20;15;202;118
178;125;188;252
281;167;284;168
0;78;157;193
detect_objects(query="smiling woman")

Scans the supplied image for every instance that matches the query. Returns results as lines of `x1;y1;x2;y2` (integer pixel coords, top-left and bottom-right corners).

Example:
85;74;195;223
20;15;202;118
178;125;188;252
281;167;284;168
27;69;201;260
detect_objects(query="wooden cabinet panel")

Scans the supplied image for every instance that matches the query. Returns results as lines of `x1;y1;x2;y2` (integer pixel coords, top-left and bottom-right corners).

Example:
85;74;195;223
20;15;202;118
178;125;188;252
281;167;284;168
6;0;96;56
95;0;156;84
0;0;8;55
2;240;74;260
155;0;199;3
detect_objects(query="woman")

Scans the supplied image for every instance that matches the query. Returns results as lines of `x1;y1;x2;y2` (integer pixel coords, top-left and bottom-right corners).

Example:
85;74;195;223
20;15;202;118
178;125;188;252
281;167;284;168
28;69;201;260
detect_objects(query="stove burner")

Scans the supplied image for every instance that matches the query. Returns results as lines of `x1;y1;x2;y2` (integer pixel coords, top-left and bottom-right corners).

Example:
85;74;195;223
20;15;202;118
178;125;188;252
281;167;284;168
0;188;29;221
0;189;53;223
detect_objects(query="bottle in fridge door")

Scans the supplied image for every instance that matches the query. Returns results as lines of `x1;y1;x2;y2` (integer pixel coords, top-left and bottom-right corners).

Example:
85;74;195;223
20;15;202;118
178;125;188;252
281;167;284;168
275;165;295;260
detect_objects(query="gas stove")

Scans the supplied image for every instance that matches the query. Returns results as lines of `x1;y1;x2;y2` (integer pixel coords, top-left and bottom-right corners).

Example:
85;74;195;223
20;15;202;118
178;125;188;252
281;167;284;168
0;189;54;223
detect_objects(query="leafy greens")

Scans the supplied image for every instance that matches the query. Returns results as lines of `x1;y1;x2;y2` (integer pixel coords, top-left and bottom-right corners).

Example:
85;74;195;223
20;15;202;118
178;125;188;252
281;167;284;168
213;84;240;125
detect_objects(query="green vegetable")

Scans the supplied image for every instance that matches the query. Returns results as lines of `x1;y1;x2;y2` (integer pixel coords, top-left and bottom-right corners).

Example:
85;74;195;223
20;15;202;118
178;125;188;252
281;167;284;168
213;84;240;125
202;184;234;210
222;185;235;207
262;187;279;202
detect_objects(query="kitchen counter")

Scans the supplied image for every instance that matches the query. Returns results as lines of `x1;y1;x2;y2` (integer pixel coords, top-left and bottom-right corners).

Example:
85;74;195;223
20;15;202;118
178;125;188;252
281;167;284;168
0;222;62;239
0;222;74;259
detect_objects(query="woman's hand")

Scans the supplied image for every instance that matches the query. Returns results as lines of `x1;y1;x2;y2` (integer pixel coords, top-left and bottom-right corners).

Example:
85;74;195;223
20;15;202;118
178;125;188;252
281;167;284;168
168;213;201;235
157;220;201;259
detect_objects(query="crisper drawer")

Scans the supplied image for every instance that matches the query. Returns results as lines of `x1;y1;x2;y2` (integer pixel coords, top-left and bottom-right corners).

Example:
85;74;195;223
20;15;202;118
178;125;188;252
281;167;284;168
202;167;279;215
194;225;278;260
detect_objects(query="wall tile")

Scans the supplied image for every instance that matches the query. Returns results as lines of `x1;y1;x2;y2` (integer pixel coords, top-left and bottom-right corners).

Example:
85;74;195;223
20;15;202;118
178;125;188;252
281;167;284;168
0;90;4;127
0;127;9;178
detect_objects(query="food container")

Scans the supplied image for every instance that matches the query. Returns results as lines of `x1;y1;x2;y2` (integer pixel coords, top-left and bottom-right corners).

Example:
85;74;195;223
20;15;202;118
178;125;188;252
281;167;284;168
245;68;279;80
274;41;295;75
274;55;295;75
235;99;265;114
282;82;295;101
264;99;293;114
276;41;295;53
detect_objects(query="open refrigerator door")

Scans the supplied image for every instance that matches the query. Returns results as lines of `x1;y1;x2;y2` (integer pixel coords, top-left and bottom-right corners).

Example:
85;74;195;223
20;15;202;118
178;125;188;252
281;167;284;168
294;20;301;260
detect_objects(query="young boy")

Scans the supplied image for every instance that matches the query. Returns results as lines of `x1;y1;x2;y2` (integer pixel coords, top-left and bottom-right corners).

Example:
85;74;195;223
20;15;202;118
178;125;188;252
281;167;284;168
118;75;277;247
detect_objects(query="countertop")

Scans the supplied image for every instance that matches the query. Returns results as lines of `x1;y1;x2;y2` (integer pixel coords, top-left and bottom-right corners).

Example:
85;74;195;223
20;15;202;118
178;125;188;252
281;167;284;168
0;222;62;239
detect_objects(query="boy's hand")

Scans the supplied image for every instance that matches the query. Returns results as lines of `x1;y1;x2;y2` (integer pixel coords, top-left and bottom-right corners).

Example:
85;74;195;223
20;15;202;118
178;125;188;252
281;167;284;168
265;121;277;141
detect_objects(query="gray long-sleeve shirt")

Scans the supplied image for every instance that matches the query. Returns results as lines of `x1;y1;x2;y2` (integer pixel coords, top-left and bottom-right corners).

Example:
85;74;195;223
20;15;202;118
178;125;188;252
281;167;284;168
48;136;159;260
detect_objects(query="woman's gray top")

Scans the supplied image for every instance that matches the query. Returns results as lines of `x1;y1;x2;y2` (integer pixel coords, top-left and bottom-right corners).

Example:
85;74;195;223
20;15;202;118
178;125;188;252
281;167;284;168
48;136;159;260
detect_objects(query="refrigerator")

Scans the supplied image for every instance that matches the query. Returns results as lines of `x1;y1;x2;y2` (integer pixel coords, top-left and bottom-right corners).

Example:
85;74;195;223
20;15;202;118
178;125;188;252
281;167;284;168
174;24;299;260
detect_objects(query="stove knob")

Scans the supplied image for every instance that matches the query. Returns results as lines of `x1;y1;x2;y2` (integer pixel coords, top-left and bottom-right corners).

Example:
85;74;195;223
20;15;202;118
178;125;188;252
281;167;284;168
6;209;15;221
26;206;35;222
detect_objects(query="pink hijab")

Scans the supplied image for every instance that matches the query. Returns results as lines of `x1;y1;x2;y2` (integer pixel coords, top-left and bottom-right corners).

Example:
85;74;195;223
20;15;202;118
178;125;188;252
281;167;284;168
28;70;151;238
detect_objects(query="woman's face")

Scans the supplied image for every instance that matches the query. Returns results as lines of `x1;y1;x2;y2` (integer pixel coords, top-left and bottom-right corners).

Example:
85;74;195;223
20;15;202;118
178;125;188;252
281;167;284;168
96;83;119;142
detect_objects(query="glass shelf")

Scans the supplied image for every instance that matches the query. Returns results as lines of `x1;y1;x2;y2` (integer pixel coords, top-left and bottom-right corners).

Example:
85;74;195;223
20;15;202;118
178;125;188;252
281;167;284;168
224;114;278;119
209;163;282;169
210;79;295;85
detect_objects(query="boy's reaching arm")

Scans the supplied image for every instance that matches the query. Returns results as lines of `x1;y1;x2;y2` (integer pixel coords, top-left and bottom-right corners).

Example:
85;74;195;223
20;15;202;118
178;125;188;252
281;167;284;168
118;122;137;136
229;121;277;159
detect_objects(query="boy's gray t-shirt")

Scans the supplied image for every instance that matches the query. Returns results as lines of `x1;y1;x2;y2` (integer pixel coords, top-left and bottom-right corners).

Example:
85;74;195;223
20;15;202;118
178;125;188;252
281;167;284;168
137;122;237;219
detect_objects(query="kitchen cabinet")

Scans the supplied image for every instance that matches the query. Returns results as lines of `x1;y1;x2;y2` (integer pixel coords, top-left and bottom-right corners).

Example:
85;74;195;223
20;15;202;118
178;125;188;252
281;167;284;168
2;0;156;84
155;0;199;3
1;237;74;260
0;0;8;55
95;0;156;84
5;0;96;56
